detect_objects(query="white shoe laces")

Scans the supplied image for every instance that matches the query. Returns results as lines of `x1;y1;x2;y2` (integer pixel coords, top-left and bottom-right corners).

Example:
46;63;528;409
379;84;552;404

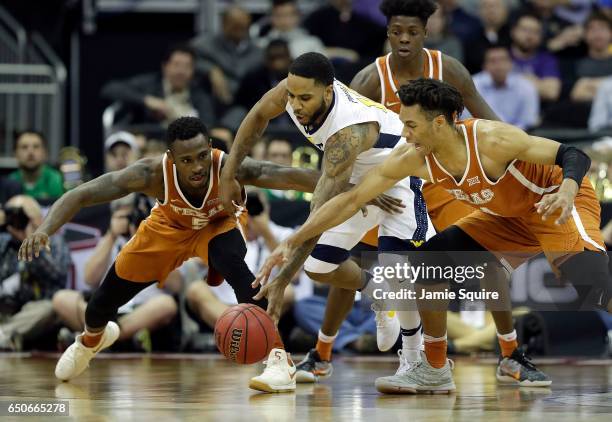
372;304;393;328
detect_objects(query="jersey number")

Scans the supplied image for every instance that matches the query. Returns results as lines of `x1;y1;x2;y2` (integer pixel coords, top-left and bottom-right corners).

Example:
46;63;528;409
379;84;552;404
192;217;209;230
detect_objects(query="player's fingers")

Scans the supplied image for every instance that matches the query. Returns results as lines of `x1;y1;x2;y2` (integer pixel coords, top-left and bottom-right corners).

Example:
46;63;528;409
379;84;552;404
33;236;42;258
381;194;404;207
380;197;405;214
535;195;554;214
360;205;368;217
18;241;25;261
556;204;572;225
253;285;268;301
541;198;561;220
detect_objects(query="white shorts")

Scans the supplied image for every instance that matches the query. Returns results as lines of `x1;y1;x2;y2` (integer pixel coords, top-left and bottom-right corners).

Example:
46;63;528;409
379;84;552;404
304;176;436;274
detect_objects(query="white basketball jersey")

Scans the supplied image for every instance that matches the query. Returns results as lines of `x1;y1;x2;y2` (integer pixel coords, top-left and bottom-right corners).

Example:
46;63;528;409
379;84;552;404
286;79;405;183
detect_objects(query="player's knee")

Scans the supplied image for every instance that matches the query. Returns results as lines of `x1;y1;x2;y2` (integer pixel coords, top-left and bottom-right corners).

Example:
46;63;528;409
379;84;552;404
153;295;178;320
305;269;335;283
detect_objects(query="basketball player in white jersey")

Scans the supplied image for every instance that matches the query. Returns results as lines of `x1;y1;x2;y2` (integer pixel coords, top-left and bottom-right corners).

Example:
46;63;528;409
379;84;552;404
221;52;434;393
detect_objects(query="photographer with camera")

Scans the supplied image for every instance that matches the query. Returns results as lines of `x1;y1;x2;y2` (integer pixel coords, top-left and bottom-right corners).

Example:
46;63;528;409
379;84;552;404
0;195;72;350
52;194;178;351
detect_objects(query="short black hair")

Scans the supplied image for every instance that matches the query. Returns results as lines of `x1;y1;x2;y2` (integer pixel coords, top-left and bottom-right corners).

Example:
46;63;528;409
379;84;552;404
266;38;290;54
288;52;334;86
14;129;47;150
272;0;295;7
484;43;510;56
511;13;542;29
380;0;438;26
166;117;209;147
397;78;464;124
162;44;196;64
585;10;612;30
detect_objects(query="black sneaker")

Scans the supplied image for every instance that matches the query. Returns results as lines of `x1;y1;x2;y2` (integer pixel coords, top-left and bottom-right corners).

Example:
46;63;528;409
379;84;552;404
496;347;551;387
295;348;333;383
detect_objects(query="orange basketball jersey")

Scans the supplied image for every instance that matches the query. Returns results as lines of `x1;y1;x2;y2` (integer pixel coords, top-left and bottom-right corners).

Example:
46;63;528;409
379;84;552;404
424;119;584;218
375;49;443;113
375;49;471;231
153;148;241;230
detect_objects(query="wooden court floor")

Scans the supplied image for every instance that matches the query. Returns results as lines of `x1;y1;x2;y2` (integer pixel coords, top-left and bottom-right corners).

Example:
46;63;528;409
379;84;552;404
0;353;611;421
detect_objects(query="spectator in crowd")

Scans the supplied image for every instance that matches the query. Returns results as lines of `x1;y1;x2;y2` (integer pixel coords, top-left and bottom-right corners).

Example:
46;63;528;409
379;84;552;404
570;12;612;102
101;44;215;134
263;138;305;201
209;126;234;152
0;195;71;350
256;0;326;58
510;14;562;101
0;177;22;206
425;7;464;62
141;139;167;159
471;45;540;129
185;190;303;334
9;130;64;201
588;76;612;131
518;0;580;48
465;0;512;74
224;39;293;130
104;131;140;172
303;0;386;74
191;5;263;106
52;195;178;351
437;0;483;45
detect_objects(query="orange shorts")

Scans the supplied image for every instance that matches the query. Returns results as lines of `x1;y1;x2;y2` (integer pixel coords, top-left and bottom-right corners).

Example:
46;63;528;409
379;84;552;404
360;227;379;247
455;184;605;270
115;214;245;286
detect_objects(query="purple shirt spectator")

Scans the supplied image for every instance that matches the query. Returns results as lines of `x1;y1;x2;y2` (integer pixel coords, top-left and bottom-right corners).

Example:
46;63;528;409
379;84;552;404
511;50;561;79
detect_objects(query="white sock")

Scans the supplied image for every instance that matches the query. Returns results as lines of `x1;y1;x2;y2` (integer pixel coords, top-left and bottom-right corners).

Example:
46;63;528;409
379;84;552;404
496;329;517;342
318;329;338;344
397;311;422;361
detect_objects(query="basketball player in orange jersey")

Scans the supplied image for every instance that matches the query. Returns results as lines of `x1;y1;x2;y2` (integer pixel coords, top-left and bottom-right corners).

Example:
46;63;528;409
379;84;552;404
257;78;612;393
17;116;323;387
292;0;535;389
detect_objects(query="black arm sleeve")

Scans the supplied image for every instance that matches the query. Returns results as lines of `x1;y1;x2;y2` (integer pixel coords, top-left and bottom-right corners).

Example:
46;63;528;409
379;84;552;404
554;144;591;185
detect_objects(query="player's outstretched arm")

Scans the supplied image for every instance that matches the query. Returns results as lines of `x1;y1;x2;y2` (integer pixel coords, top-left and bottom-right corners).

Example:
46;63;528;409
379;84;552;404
18;158;160;261
479;120;591;224
235;156;321;193
254;143;425;287
220;81;288;211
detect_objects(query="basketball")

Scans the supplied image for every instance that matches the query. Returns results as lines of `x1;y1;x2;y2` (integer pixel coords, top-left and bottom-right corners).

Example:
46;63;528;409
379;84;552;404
214;303;276;364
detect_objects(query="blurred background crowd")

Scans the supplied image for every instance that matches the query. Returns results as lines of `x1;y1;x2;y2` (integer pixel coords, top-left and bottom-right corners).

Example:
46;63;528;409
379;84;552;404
0;0;611;357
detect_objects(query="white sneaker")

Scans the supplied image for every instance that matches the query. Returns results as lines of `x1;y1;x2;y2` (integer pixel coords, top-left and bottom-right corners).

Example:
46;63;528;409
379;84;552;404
372;304;400;351
395;349;420;376
249;348;296;393
55;322;120;381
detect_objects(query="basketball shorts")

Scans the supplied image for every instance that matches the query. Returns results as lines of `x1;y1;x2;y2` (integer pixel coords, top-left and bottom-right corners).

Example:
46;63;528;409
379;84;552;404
456;186;605;270
304;175;436;274
115;214;246;286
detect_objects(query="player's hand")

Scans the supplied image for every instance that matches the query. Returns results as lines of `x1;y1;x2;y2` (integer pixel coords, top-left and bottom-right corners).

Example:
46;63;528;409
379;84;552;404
535;190;575;225
252;239;296;289
143;96;170;118
18;231;50;262
366;193;405;216
253;276;289;324
220;177;244;216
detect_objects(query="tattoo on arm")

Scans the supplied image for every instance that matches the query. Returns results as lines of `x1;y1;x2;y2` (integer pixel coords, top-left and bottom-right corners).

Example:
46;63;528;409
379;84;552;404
38;160;155;236
275;123;371;280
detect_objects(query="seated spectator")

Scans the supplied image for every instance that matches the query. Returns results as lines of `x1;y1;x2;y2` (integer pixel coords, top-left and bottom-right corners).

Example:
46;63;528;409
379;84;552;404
517;0;578;48
510;14;562;101
191;6;263;106
570;12;612;102
425;7;464;62
224;39;293;130
263;138;305;201
101;44;215;135
209;126;234;152
304;0;386;79
256;0;326;58
437;0;483;45
104;131;140;172
471;45;540;129
0;195;71;350
8;130;64;201
52;195;178;351
465;0;512;74
588;76;612;131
